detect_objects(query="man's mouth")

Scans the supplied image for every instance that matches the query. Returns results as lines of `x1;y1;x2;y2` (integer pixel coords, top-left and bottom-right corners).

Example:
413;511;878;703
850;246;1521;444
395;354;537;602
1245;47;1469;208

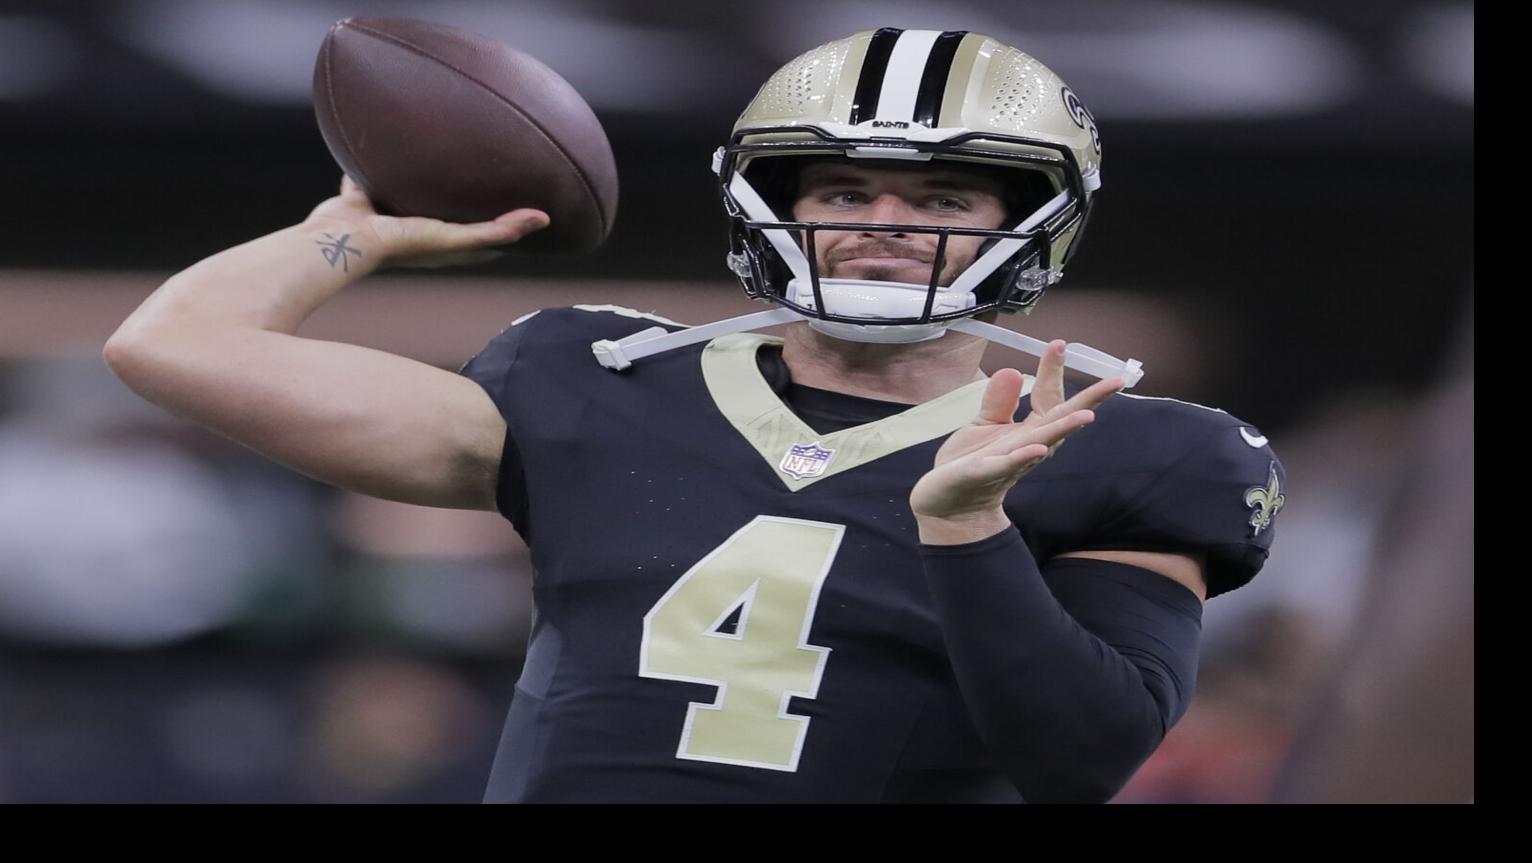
837;256;930;266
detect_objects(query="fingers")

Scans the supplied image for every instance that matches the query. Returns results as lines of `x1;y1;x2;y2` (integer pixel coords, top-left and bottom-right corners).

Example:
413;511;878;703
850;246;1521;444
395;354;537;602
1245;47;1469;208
449;210;549;252
1024;368;1124;427
965;425;1089;488
1030;339;1068;415
1055;375;1125;417
394;208;550;261
988;443;1051;477
976;367;1024;425
443;208;549;247
975;407;1096;462
333;172;549;245
923;405;1089;511
490;208;551;241
969;415;1088;487
973;346;1124;436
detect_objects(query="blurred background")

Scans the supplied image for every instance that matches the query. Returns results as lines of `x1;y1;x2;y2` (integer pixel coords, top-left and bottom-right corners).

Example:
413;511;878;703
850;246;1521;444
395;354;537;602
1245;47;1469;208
0;0;1472;803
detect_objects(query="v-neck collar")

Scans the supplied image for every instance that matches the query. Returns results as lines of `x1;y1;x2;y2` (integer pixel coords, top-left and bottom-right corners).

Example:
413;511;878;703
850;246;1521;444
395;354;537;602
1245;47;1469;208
700;333;1032;492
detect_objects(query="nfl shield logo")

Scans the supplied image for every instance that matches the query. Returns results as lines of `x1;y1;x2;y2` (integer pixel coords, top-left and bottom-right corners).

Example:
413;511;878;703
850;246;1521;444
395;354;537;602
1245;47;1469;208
780;442;835;479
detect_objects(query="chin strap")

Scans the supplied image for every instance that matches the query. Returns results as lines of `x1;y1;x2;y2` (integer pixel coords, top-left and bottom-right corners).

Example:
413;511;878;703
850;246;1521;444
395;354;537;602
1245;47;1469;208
946;319;1143;387
590;307;1143;388
592;308;802;371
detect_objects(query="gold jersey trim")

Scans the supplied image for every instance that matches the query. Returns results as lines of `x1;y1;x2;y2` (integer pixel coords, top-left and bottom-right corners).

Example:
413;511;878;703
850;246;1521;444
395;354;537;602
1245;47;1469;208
700;333;1029;491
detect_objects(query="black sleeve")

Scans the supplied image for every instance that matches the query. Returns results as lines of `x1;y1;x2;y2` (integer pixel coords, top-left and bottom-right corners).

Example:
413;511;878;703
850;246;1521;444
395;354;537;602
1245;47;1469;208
457;314;538;538
920;528;1203;803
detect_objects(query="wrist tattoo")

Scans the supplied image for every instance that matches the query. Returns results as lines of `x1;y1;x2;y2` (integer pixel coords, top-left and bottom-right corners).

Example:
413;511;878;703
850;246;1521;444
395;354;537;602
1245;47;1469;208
316;232;363;273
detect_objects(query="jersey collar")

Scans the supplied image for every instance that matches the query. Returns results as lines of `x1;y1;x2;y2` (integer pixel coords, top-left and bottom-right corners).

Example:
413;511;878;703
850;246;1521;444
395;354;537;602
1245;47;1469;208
701;333;1028;492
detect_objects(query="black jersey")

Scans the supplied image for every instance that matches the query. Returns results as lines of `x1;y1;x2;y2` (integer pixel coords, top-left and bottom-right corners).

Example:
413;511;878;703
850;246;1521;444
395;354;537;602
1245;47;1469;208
459;306;1284;803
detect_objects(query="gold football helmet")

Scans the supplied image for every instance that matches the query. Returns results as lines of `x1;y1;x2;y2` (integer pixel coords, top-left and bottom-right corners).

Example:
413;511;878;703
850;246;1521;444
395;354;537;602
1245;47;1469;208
715;28;1101;343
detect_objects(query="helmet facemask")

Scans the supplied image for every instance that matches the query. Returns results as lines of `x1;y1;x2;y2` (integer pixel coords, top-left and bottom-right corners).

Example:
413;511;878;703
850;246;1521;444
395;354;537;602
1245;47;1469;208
717;128;1090;343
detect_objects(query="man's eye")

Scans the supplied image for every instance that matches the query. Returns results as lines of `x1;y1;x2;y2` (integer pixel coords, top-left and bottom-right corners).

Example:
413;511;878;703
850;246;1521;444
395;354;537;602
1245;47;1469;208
824;191;865;206
928;196;968;212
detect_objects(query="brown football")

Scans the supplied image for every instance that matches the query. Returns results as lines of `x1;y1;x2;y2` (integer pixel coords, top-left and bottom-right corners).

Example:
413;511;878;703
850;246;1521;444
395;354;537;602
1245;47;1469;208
313;16;618;254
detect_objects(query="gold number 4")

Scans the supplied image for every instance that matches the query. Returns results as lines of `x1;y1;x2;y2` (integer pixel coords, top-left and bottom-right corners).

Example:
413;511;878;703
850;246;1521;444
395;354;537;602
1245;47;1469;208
640;515;843;772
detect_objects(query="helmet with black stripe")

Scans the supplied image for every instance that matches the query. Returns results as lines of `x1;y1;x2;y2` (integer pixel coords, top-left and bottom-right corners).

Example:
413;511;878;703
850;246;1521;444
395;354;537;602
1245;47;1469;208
714;28;1102;344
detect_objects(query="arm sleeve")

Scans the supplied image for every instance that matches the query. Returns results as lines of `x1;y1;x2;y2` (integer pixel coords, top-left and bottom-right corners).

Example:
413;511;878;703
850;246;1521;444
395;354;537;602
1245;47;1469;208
921;527;1203;803
457;314;538;538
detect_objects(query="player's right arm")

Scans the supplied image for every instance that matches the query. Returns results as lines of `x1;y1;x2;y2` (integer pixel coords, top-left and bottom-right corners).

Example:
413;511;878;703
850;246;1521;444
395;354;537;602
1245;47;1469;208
103;176;549;511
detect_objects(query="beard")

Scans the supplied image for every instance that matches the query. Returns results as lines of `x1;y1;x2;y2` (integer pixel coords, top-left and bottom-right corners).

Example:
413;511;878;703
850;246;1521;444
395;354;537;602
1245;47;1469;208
850;262;907;282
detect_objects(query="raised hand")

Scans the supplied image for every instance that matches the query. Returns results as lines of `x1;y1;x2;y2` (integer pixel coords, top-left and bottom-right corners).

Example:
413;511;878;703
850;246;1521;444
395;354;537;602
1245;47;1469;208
305;175;550;270
910;339;1125;543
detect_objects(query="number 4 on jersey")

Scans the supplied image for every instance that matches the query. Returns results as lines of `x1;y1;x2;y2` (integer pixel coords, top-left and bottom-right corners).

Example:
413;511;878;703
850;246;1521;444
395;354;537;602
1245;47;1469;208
639;516;842;772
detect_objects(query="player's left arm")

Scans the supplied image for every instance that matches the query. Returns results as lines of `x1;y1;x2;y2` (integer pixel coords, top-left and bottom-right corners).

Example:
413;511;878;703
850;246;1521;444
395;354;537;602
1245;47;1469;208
911;342;1222;802
1055;549;1206;603
920;534;1206;803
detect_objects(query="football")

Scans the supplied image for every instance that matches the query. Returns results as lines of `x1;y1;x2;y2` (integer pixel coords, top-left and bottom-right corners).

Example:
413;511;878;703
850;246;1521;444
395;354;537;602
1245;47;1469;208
312;16;618;254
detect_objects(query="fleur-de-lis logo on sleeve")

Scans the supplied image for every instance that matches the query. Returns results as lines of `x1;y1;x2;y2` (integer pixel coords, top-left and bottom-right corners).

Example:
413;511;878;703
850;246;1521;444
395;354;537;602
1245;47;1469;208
1243;461;1285;537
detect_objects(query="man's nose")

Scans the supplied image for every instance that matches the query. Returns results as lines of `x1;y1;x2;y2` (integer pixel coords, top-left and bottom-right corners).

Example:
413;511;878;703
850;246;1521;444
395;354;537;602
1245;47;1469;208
857;194;915;235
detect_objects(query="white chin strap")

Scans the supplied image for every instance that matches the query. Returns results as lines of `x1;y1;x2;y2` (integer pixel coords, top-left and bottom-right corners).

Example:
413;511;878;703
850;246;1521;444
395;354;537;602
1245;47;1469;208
590;308;1143;388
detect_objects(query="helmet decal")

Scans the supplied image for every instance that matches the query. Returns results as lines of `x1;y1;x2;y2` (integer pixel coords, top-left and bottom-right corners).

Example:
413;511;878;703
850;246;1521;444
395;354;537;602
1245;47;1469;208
848;28;902;124
848;30;973;128
1062;86;1101;156
912;31;968;128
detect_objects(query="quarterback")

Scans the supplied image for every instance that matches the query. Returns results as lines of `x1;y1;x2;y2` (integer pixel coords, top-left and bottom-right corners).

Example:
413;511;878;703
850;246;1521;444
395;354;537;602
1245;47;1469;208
104;29;1283;803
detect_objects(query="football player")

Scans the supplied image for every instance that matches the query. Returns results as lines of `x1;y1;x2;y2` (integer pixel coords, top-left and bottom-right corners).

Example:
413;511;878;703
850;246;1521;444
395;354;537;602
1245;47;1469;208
105;29;1284;803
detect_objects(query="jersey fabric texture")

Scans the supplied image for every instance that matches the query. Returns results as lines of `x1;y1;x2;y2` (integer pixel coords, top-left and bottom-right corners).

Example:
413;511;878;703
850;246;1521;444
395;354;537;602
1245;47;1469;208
458;307;1282;803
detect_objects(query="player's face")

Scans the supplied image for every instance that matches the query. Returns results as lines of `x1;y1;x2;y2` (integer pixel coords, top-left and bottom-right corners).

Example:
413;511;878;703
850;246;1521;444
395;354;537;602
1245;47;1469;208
791;161;1008;286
